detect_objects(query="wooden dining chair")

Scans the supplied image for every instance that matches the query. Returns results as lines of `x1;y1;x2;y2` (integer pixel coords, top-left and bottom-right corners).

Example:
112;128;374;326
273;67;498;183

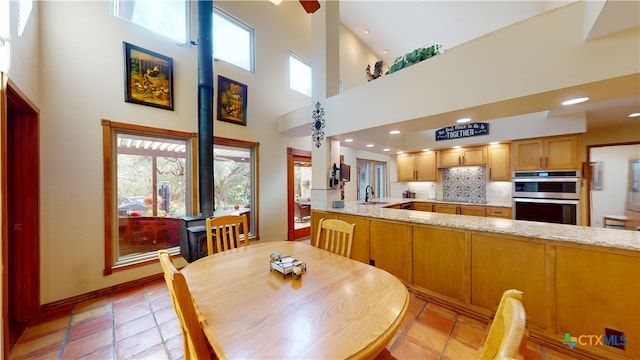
205;214;249;255
157;250;214;360
478;289;527;360
314;218;355;258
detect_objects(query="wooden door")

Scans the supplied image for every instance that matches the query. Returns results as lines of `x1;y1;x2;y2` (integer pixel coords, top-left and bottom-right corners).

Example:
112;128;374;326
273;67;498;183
488;144;510;180
461;146;487;166
414;151;437;181
2;75;40;355
544;135;578;170
287;148;311;240
396;154;415;181
512;139;544;170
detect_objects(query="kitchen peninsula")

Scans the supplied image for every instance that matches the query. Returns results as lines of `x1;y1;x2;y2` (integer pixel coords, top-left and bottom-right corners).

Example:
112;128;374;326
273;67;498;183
311;199;640;360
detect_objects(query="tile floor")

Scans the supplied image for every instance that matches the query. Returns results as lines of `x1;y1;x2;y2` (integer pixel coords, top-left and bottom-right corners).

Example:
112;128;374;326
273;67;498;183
9;277;580;360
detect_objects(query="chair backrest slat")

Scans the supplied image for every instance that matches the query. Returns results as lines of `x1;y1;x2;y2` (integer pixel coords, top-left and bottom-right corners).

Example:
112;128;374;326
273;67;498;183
206;214;249;256
314;218;355;258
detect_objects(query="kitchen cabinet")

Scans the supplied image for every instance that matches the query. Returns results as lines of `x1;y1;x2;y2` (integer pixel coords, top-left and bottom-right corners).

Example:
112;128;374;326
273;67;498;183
434;203;486;216
486;206;512;219
397;151;437;181
438;146;487;168
512;135;578;170
369;220;412;284
411;202;434;212
487;143;510;181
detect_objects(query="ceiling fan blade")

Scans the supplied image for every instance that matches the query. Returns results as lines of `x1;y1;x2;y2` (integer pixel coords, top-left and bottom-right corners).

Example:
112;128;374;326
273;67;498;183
300;0;320;14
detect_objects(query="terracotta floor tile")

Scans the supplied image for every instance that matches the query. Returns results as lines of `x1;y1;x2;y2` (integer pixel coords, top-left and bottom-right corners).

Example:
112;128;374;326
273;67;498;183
114;286;147;303
456;314;488;331
158;317;183;341
391;337;440;360
115;302;152;326
442;337;481;359
165;334;186;360
150;293;173;312
73;295;112;314
71;303;112;325
405;320;449;355
406;296;426;318
76;345;114;360
19;315;70;342
425;302;458;319
9;328;66;359
154;306;179;325
417;308;456;335
67;313;113;342
115;313;157;341
115;326;163;359
61;328;113;359
19;347;62;360
450;321;486;349
114;291;147;312
127;343;169;360
146;280;171;300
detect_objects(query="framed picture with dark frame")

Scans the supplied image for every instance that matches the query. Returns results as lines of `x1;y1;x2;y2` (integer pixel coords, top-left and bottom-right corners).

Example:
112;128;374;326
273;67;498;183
124;42;174;111
217;75;247;126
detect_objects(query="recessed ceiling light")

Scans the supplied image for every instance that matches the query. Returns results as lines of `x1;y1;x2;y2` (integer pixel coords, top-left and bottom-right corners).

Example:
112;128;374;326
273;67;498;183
422;148;430;152
629;112;640;118
383;50;388;54
366;144;374;148
453;145;461;149
383;148;390;152
389;130;400;135
489;141;499;145
562;97;589;105
456;118;471;123
396;151;404;155
364;30;369;35
344;138;354;142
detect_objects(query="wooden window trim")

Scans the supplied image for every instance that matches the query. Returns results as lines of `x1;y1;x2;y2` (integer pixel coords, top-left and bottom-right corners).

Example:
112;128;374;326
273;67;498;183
102;119;197;275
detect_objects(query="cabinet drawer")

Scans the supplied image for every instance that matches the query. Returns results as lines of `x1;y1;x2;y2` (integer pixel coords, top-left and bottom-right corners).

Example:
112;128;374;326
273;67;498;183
412;202;434;212
487;207;512;219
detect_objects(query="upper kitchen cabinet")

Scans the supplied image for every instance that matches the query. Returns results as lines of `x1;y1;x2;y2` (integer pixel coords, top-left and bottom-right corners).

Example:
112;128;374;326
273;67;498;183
512;135;578;171
397;151;437;182
487;143;510;181
438;146;487;168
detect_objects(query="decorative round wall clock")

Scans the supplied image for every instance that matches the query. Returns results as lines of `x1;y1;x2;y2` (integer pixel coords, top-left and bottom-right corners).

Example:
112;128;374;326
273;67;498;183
311;101;325;148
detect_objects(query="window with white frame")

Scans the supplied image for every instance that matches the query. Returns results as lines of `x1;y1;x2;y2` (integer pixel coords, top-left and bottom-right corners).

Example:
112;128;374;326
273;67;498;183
103;121;193;272
213;8;254;72
289;52;312;97
113;0;189;44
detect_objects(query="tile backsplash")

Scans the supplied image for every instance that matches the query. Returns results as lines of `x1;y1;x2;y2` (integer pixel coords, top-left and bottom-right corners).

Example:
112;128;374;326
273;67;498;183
442;167;486;203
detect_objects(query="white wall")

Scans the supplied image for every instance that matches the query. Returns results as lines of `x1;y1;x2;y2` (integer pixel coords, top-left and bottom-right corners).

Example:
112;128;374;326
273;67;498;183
30;0;379;304
589;144;640;227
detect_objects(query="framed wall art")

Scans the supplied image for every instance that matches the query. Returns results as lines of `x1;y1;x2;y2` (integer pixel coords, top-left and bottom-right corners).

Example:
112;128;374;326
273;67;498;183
217;75;247;126
124;42;174;110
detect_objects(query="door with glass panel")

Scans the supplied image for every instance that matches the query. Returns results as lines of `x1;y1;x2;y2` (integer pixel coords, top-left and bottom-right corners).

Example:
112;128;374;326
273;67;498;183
357;159;387;201
287;148;312;240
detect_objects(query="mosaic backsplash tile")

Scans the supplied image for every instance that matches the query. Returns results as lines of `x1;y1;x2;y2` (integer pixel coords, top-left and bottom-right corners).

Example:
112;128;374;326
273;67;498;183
443;167;486;203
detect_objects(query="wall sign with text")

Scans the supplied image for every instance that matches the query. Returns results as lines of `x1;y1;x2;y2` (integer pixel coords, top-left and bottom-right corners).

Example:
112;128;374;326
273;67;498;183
435;122;489;141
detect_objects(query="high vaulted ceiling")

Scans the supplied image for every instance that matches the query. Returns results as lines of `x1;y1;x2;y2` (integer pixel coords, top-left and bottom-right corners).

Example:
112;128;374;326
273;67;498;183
330;0;640;154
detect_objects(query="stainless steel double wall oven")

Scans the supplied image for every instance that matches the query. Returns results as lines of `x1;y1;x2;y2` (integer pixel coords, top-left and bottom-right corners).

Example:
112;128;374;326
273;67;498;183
512;170;580;225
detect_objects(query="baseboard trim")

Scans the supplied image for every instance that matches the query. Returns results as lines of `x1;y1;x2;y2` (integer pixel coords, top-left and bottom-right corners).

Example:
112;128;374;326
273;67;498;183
41;273;163;314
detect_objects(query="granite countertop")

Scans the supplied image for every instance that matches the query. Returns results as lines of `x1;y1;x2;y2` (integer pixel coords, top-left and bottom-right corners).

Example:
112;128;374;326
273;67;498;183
317;198;640;252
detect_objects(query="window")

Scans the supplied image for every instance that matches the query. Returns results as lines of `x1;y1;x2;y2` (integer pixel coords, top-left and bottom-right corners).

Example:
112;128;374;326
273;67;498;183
213;137;259;238
213;8;254;72
357;159;387;201
113;0;189;44
18;0;33;37
103;120;195;273
289;52;312;96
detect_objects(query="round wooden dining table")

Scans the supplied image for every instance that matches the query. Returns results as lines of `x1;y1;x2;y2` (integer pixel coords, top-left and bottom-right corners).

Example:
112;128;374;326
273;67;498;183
181;240;409;360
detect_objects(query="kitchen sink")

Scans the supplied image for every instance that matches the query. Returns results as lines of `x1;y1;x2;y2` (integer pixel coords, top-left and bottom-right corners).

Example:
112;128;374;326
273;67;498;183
359;201;390;205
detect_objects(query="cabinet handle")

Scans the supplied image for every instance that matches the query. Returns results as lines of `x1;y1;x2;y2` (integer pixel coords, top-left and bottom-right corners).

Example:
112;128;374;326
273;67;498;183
539;157;543;168
462;156;465;164
489;168;492;179
458;156;461;165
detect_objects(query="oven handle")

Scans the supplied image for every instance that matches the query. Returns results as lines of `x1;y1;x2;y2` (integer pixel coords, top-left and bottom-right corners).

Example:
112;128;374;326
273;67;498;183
512;178;579;183
513;198;579;204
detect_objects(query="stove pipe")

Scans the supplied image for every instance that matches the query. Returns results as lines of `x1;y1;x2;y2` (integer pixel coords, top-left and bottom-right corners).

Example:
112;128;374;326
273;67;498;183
197;0;214;217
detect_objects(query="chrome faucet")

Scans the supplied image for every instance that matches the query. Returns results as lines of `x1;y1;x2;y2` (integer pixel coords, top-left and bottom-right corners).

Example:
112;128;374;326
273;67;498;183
365;185;374;202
